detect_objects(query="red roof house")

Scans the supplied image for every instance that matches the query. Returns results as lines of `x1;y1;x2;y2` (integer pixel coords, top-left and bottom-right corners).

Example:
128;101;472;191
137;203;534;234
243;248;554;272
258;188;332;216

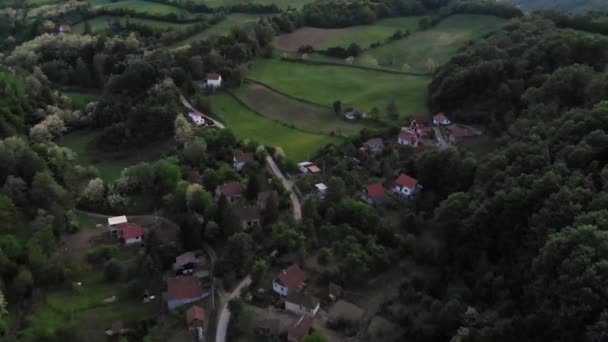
398;129;418;146
446;124;481;144
393;174;420;198
119;223;144;245
215;181;242;203
186;305;205;327
166;276;206;310
59;25;72;33
361;183;385;205
207;73;221;80
433;113;451;125
273;263;307;296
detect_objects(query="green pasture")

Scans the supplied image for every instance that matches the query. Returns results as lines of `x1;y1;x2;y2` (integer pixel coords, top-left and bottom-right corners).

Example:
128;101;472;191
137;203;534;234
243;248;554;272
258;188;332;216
98;0;190;17
211;94;341;162
73;15;200;34
183;0;312;9
247;59;430;120
64;91;101;109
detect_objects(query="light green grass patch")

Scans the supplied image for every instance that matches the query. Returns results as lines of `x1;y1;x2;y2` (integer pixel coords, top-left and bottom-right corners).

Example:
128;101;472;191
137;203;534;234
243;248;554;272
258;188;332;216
64;91;101;109
182;0;311;9
211;94;341;161
359;14;506;72
99;0;190;17
232;82;365;135
248;59;430;121
73;15;200;34
319;16;424;49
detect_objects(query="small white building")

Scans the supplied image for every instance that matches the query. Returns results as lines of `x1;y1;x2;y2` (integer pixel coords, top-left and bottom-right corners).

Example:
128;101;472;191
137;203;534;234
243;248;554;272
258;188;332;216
344;112;356;121
392;174;421;198
297;162;321;174
108;215;128;237
119;224;145;245
315;183;327;199
433;113;451;125
285;292;320;317
188;112;206;126
206;73;222;88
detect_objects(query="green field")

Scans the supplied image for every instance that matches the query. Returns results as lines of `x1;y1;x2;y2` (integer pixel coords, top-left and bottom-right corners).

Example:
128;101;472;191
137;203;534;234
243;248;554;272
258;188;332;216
173;13;266;48
358;14;506;71
73;15;200;34
320;16;423;49
182;0;312;9
232;82;365;135
247;59;430;120
64;91;101;109
58;130;173;181
211;94;340;161
97;0;190;17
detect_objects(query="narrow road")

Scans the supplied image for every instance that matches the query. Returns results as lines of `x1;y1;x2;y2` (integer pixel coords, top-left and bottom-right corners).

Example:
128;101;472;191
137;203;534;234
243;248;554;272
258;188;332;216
179;94;226;129
265;156;302;223
216;275;252;342
433;126;450;150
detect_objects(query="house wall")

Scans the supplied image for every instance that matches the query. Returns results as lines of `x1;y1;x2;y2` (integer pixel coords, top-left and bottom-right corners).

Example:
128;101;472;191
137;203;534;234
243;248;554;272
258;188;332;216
285;301;319;317
125;236;143;245
207;79;221;88
167;293;208;310
272;281;288;296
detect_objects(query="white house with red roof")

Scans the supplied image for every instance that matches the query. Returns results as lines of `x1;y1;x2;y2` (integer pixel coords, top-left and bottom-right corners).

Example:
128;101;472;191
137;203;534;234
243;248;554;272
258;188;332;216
188;112;206;126
165;276;207;310
393;174;421;198
119;223;145;245
273;263;307;296
297;162;321;174
206;73;222;88
398;129;418;146
58;25;72;33
433;113;451;125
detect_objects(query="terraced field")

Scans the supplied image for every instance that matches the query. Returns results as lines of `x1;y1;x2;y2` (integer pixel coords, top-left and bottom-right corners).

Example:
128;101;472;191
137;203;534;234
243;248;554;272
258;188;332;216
233;82;365;135
248;59;430;121
210;94;341;161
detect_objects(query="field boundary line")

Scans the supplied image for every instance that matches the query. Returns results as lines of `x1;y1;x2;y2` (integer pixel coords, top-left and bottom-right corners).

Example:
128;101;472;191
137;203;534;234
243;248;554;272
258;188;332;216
279;57;432;76
243;78;332;109
223;89;350;139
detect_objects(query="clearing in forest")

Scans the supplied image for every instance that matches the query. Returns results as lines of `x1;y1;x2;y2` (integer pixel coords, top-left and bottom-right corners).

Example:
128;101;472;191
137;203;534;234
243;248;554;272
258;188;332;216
247;59;430;121
232;82;366;135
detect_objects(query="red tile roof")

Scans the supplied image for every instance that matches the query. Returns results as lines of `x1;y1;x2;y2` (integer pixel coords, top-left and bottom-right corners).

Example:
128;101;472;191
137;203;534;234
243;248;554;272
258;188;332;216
399;130;415;141
167;276;203;300
234;151;254;163
434;113;448;122
207;73;221;80
186;305;205;325
60;25;72;32
366;183;385;198
218;181;242;197
120;223;144;240
277;264;306;290
288;315;313;342
307;165;321;173
395;174;417;189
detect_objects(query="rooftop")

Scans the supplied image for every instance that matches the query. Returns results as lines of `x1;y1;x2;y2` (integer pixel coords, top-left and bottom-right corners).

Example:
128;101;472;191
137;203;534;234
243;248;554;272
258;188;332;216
186;305;205;325
365;183;385;198
120;223;144;240
287;315;313;342
167;276;203;300
108;215;127;226
286;292;319;309
234;151;254;164
207;73;221;80
217;181;242;197
395;174;417;189
276;263;306;290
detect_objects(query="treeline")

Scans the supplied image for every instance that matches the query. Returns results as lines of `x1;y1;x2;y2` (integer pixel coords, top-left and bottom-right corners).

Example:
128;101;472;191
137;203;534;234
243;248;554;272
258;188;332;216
538;10;608;35
429;17;608;130
145;0;283;14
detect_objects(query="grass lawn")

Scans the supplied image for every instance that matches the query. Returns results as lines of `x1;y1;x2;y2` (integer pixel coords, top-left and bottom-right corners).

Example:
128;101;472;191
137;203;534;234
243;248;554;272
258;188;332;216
183;0;311;9
247;59;430;120
98;0;190;17
57;129;174;182
211;94;341;162
172;13;266;48
319;16;423;49
358;14;506;72
232;82;365;135
73;15;200;34
64;91;101;109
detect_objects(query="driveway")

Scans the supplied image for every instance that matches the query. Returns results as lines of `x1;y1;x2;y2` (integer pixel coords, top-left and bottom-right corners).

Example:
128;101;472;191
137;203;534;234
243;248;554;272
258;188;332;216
265;156;302;223
179;94;226;129
433;126;450;150
216;276;252;342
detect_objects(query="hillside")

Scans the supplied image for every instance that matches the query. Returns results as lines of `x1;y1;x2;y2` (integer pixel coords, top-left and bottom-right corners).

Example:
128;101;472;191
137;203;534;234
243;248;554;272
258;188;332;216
502;0;608;11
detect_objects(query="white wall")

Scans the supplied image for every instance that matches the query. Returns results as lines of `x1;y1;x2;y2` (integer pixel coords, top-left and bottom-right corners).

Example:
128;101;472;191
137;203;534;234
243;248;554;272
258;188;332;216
272;281;288;296
285;301;319;317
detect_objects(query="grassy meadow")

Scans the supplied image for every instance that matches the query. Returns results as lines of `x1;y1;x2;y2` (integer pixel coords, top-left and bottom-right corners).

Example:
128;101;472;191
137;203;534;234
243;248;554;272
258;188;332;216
211;94;341;161
232;82;365;135
183;0;312;9
247;59;430;120
358;14;506;71
64;91;101;109
96;0;191;17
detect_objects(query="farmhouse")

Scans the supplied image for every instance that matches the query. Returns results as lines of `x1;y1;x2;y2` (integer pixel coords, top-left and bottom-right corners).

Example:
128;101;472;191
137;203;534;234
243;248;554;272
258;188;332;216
215;181;242;203
58;25;72;33
446;124;481;144
118;223;145;246
235;206;261;231
186;305;205;329
108;215;128;237
233;151;254;171
361;183;385;206
258;190;278;209
393;174;421;198
285;292;320;317
297;161;321;174
362;138;384;153
207;73;222;88
433;113;451;125
287;315;313;342
273;263;307;296
165;276;206;310
188;112;206;127
398;129;418;146
410;119;434;139
315;183;327;199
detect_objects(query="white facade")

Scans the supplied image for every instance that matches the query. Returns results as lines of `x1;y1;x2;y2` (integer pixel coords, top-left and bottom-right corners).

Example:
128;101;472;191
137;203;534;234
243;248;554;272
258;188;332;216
233;157;246;171
298;162;313;173
285;300;319;317
124;236;143;246
315;183;327;199
108;215;127;226
188;112;206;126
272;280;288;296
207;77;222;88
